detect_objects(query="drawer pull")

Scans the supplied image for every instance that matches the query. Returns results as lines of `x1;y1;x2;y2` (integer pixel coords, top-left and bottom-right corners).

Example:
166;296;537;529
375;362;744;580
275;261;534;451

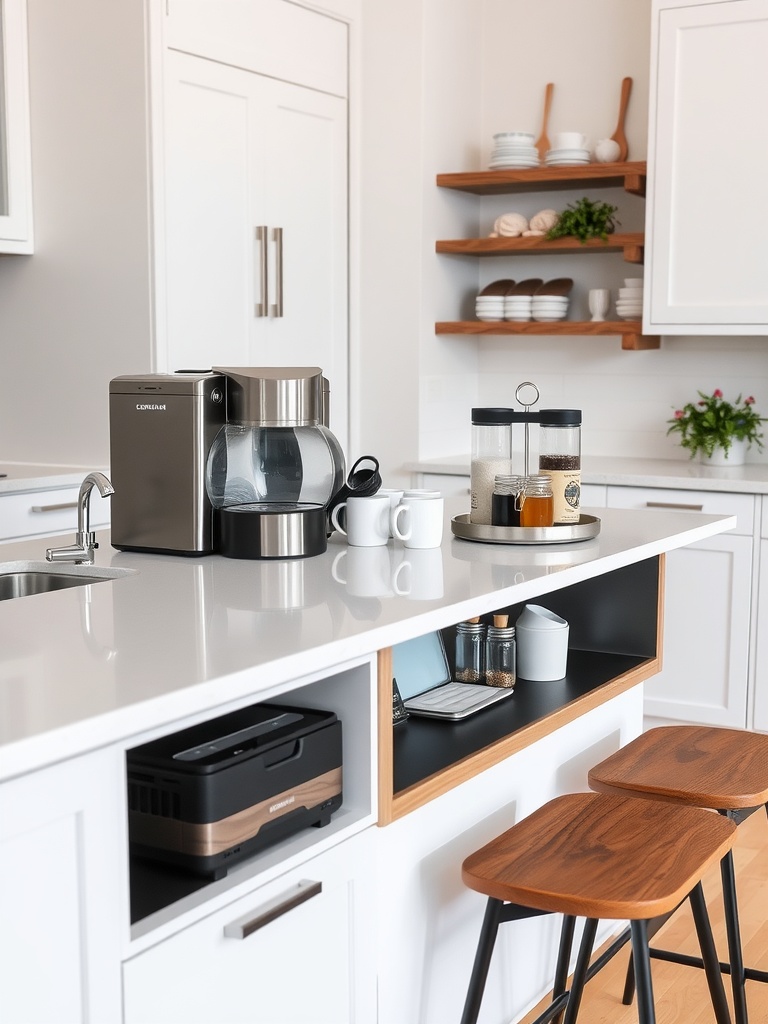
30;501;78;514
223;879;322;940
646;501;704;512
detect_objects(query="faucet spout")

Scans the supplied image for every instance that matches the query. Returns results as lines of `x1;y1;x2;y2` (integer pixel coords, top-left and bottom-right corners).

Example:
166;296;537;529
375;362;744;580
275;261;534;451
46;471;115;565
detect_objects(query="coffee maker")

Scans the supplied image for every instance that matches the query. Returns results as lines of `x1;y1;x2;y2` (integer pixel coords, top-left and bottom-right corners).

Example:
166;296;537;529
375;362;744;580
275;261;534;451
109;367;346;558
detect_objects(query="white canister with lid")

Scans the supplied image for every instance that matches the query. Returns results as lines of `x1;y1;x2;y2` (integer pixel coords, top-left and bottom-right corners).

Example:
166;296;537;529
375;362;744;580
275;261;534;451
515;604;569;680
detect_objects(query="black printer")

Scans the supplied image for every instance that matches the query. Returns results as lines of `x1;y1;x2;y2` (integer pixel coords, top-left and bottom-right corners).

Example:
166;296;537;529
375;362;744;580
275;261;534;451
127;702;342;877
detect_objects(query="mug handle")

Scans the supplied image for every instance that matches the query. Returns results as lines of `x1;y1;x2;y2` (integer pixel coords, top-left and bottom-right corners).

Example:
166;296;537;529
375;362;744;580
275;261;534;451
331;549;348;584
330;502;348;536
391;503;412;541
392;559;411;596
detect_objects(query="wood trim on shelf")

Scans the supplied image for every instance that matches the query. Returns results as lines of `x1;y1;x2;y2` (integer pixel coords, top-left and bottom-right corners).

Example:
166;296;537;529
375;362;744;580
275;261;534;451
377;647;395;826
435;320;661;351
436;233;644;264
436;161;647;196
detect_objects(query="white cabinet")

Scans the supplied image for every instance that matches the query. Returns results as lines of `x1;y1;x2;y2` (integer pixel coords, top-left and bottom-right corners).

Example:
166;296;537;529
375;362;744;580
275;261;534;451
0;0;34;254
606;486;754;727
644;0;768;333
753;499;768;732
0;483;111;541
123;828;376;1024
0;749;126;1024
155;19;350;449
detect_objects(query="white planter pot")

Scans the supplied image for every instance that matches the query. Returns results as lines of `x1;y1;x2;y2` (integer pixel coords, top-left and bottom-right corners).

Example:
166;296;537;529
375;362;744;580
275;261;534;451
699;438;748;467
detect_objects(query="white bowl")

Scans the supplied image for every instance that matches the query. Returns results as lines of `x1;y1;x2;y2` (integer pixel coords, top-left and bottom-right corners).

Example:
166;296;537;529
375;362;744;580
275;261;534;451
623;279;644;289
618;288;644;299
476;313;504;322
505;314;532;322
532;313;568;322
493;131;535;141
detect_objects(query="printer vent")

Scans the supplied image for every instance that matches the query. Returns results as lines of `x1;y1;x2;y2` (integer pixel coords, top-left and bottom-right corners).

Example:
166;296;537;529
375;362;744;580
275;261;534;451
128;775;181;820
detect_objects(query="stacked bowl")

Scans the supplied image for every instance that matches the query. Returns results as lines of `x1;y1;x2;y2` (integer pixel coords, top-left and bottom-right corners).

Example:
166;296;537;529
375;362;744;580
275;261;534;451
616;278;643;321
476;279;514;321
545;132;590;167
532;278;572;322
489;132;539;170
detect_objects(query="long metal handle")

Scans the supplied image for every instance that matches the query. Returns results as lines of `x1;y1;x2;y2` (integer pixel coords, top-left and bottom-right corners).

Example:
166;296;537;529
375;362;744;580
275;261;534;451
30;502;78;513
271;226;283;317
646;501;704;511
223;879;322;940
255;225;268;317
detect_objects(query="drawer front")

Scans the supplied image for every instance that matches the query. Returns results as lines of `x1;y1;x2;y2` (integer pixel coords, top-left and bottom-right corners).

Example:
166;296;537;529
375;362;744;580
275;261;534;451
606;485;754;536
0;486;111;541
580;483;607;508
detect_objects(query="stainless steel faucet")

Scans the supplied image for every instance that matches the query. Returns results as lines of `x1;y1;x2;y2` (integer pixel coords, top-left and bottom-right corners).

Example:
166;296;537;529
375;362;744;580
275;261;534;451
46;472;115;565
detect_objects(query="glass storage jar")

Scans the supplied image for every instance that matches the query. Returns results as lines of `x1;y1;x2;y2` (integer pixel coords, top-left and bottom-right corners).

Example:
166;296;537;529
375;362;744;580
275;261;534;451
485;624;516;689
491;474;523;527
455;621;486;683
470;408;514;525
519;474;554;528
538;409;581;524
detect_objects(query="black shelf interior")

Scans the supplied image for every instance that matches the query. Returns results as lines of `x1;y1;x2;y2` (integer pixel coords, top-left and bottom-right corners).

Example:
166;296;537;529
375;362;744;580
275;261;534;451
392;556;660;796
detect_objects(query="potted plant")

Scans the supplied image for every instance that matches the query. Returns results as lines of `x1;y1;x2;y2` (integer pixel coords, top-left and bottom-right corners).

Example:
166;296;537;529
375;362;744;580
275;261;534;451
667;389;765;464
545;197;619;243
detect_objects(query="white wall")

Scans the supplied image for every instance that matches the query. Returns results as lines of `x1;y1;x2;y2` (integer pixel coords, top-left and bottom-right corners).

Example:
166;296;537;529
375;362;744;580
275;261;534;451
0;0;152;468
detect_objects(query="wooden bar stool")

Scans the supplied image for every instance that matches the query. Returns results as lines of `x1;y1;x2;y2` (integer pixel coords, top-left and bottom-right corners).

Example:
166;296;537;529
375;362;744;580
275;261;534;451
588;725;768;1024
460;791;735;1024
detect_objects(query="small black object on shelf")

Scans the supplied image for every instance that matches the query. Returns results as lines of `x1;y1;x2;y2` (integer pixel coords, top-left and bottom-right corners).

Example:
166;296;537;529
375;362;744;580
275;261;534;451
392;678;410;726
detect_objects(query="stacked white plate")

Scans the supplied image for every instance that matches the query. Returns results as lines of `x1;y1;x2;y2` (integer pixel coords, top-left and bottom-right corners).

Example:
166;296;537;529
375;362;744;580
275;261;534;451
489;131;539;170
615;278;644;321
475;295;505;321
504;295;533;321
545;147;590;166
531;295;570;322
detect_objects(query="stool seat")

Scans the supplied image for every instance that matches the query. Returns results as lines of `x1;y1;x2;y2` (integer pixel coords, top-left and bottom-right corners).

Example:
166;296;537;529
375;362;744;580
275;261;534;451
462;792;735;921
588;725;768;809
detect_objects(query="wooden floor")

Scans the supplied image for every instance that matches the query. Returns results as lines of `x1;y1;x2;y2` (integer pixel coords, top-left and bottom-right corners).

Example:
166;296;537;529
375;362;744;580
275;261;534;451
519;807;768;1024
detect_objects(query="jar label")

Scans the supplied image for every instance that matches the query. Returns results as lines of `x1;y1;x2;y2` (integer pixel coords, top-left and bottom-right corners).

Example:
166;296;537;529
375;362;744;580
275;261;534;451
541;469;581;524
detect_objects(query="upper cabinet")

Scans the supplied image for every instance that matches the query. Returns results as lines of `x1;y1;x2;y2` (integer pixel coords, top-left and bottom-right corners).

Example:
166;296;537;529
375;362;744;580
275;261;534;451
644;0;768;334
0;0;33;254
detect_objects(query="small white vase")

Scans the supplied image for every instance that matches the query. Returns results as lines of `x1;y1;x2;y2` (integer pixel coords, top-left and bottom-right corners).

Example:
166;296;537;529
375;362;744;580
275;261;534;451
699;438;748;467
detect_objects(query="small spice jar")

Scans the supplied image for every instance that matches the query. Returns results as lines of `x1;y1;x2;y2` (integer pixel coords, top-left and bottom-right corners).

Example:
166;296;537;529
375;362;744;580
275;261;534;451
538;409;581;524
491;474;524;527
455;620;486;683
485;614;516;689
519;474;555;528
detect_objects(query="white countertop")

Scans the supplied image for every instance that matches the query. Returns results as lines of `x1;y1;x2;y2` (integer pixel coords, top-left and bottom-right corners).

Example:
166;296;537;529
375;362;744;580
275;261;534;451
405;454;768;495
0;461;107;494
0;502;734;781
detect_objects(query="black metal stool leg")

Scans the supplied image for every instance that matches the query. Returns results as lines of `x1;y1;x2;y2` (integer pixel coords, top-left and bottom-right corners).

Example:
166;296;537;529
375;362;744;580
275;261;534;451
630;919;657;1024
562;918;598;1024
721;850;749;1024
551;915;576;1024
460;898;504;1024
688;881;733;1024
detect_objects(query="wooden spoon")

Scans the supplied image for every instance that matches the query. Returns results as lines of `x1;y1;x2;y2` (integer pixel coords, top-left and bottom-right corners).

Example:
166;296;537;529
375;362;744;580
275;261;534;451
534;82;554;162
610;77;632;162
508;278;544;296
536;278;574;296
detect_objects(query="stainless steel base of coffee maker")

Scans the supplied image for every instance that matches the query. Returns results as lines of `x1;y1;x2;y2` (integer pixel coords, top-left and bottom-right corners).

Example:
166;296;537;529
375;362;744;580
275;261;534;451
216;503;328;559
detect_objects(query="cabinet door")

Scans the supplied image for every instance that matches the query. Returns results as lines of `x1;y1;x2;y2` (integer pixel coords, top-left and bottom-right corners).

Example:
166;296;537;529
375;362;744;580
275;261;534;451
0;750;125;1024
0;0;34;253
158;52;349;449
753;537;768;732
122;828;376;1024
645;0;768;332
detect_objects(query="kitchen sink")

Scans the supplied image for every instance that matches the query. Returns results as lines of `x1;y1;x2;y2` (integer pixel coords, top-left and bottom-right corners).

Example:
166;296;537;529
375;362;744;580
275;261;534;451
0;561;136;602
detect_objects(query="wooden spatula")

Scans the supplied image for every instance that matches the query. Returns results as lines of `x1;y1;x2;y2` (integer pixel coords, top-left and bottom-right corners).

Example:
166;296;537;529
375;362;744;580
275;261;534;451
535;82;554;162
610;77;632;162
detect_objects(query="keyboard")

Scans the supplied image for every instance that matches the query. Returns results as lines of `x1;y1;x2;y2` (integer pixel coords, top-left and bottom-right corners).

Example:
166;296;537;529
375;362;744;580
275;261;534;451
403;681;513;720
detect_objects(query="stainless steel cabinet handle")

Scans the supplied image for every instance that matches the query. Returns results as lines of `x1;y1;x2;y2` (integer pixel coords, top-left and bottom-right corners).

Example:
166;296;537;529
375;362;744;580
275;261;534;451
645;501;704;511
255;225;269;317
271;226;283;318
223;879;322;940
30;502;78;513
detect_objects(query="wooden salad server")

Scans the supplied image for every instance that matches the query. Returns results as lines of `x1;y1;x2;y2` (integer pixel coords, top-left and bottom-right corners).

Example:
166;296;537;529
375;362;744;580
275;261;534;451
535;82;554;162
611;76;632;161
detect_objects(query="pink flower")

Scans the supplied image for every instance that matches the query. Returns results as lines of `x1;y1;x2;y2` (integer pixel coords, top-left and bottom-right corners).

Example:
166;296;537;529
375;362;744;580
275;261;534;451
713;388;723;399
746;396;755;405
674;409;685;419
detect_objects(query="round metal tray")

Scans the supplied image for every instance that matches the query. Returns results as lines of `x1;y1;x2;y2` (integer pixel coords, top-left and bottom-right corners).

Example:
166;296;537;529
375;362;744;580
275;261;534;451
450;513;601;546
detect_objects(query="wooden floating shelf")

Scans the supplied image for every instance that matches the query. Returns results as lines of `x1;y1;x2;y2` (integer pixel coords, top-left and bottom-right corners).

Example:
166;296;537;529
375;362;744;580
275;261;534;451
436;161;647;196
436;232;644;264
435;320;660;351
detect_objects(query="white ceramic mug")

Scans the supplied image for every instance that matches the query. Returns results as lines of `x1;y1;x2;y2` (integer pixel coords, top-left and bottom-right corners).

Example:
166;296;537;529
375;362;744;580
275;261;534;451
392;547;444;600
377;488;405;536
402;489;442;499
330;493;390;546
391;495;445;548
331;546;393;598
552;131;588;151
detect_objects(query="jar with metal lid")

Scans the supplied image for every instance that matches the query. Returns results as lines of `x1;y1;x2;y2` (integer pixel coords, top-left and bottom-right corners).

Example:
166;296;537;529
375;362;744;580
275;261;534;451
491;474;523;527
537;408;581;524
486;624;516;689
519;474;554;528
470;408;514;525
455;621;486;683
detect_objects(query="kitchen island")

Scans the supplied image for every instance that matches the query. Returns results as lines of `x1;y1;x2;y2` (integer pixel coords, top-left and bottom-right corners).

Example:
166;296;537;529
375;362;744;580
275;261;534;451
0;503;735;1023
